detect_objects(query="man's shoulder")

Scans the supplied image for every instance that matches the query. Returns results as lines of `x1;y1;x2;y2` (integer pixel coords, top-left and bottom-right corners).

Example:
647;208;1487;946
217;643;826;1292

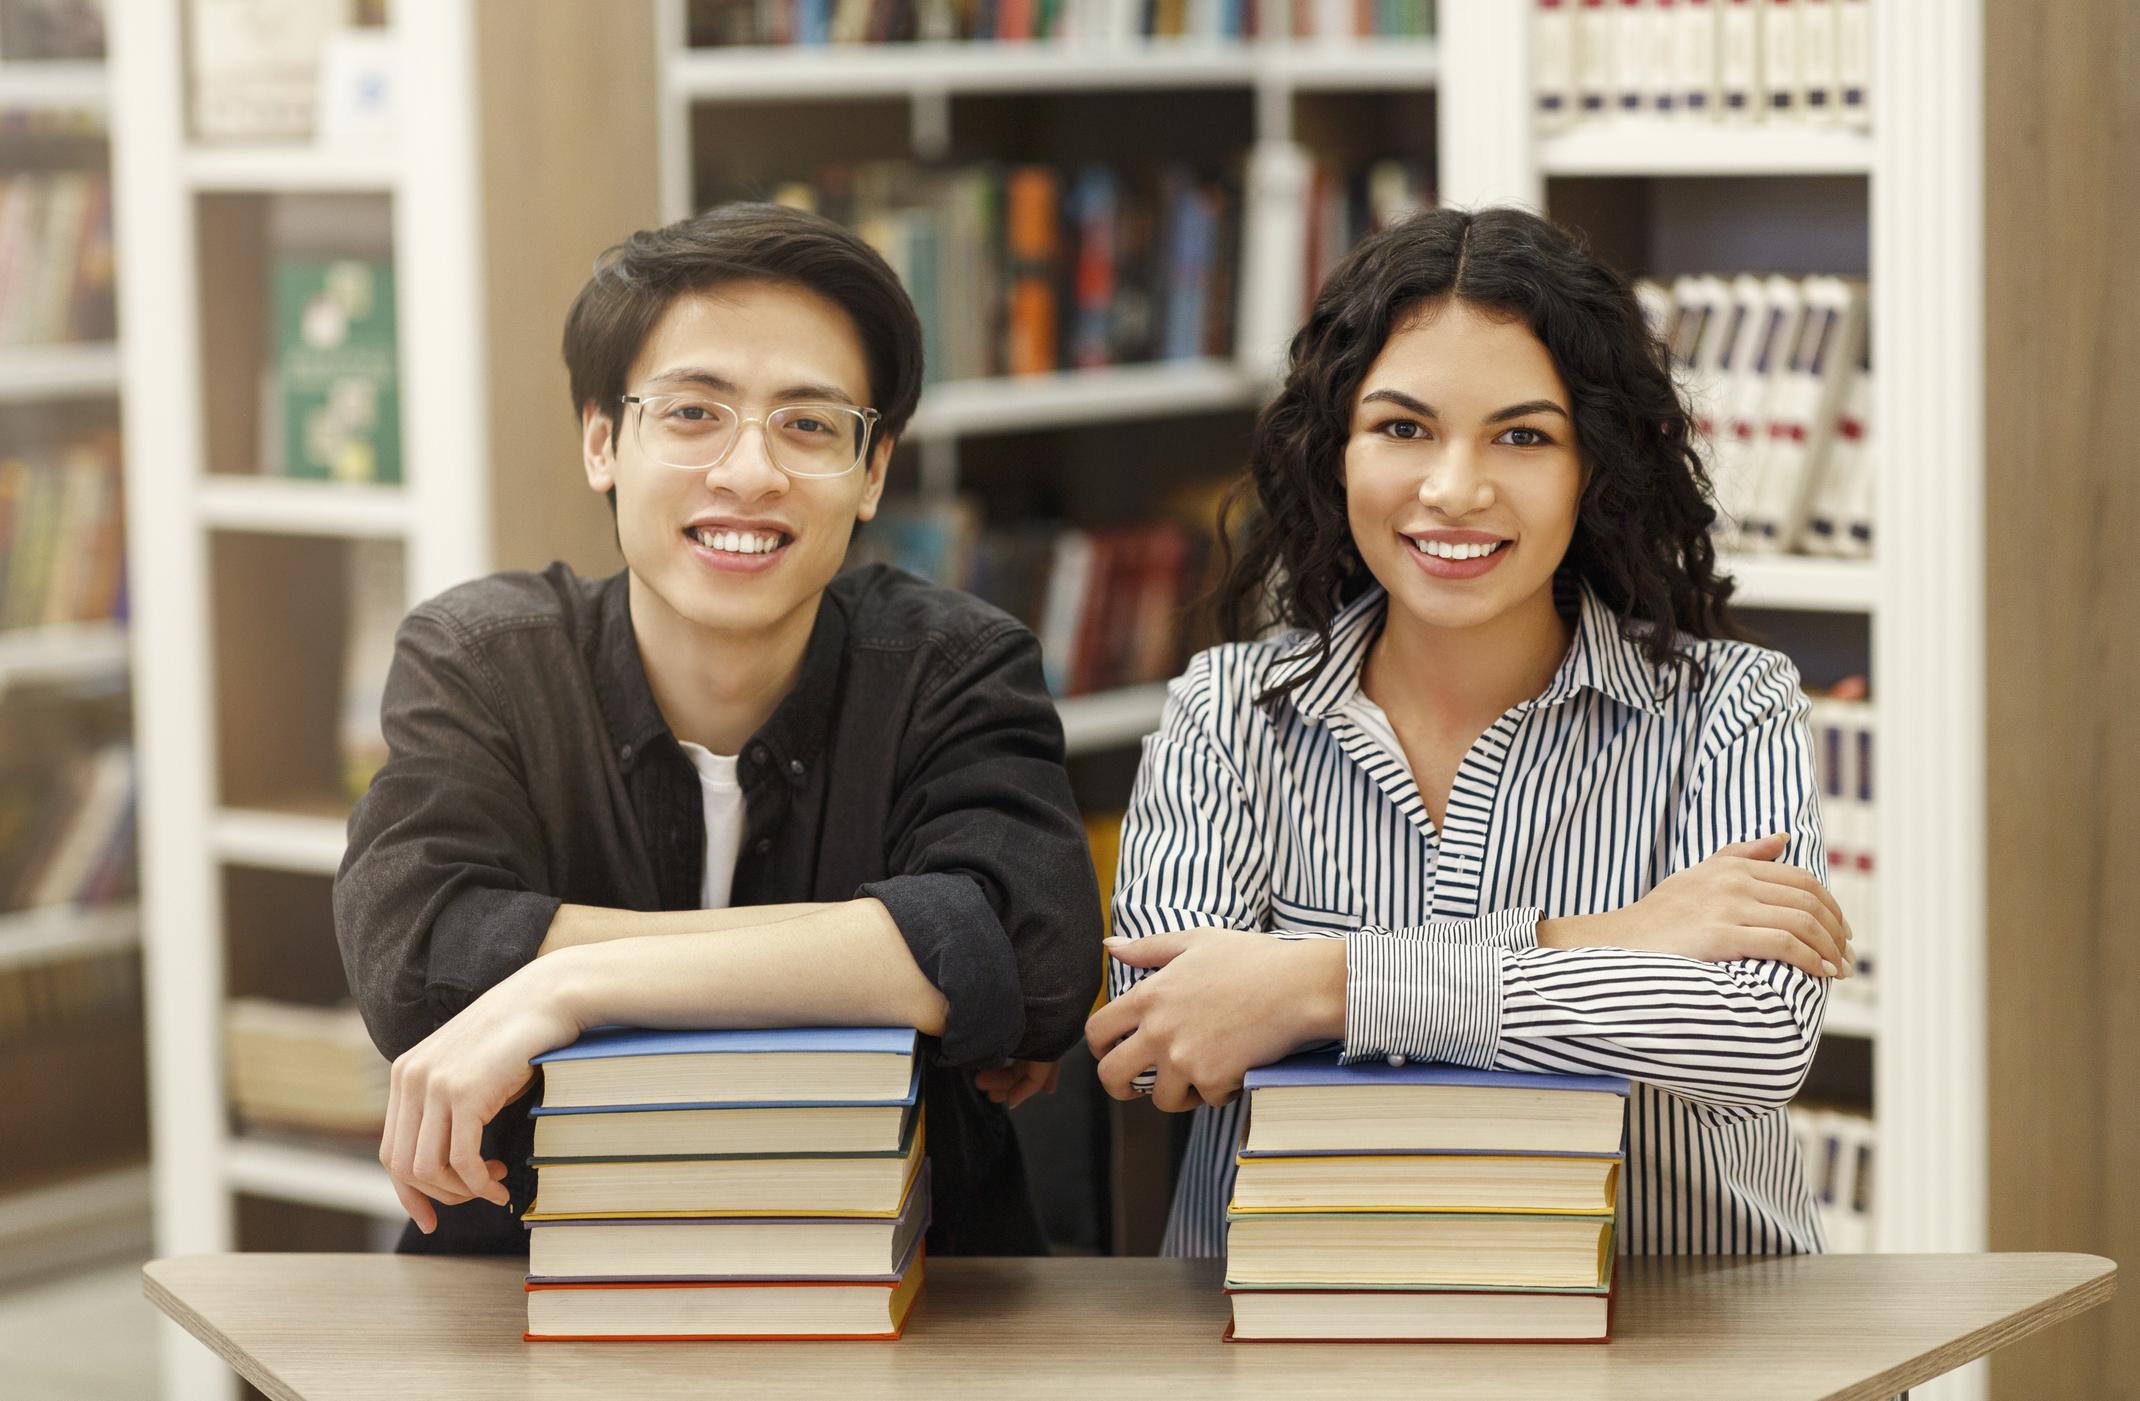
831;563;1030;662
408;562;611;647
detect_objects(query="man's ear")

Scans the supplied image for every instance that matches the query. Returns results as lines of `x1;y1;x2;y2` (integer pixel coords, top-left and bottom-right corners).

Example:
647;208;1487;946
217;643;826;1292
854;431;895;522
582;401;617;493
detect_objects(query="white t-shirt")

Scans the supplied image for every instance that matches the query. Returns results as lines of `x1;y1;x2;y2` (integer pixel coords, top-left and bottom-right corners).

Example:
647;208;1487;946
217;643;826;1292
676;740;746;910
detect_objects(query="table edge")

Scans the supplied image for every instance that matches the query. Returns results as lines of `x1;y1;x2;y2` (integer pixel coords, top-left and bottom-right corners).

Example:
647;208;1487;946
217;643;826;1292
1826;1258;2117;1401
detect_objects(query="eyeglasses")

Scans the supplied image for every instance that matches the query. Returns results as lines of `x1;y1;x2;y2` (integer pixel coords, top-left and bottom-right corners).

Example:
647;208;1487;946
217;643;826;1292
620;393;882;480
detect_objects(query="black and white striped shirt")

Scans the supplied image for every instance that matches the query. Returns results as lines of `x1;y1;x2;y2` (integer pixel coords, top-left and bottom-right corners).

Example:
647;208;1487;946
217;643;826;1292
1109;578;1829;1258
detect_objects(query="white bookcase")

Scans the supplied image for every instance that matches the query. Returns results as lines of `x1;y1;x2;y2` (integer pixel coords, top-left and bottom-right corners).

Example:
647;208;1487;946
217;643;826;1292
115;0;2125;1395
0;36;150;1274
109;2;660;1396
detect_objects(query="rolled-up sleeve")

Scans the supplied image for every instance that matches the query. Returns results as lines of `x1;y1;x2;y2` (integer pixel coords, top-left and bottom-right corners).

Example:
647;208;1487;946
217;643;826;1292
859;622;1102;1070
333;608;561;1061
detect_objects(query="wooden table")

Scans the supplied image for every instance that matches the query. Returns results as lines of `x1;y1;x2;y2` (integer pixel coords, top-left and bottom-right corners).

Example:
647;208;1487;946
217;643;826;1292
143;1252;2114;1400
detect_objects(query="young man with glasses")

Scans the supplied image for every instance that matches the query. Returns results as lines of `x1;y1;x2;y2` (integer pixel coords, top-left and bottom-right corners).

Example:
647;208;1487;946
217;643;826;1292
333;203;1102;1257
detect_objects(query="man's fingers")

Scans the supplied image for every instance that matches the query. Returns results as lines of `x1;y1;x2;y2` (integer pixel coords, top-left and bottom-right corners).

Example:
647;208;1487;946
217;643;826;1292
449;1104;507;1206
392;1179;438;1234
410;1090;459;1206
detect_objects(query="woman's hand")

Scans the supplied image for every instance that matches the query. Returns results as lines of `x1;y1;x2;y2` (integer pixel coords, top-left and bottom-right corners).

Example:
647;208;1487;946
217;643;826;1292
1540;832;1855;977
1085;929;1346;1112
378;955;584;1233
974;1059;1061;1109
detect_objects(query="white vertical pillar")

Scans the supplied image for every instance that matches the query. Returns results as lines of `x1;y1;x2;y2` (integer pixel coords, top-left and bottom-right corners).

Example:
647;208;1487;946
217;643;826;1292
107;0;236;1396
1435;0;1543;212
1872;0;1987;1395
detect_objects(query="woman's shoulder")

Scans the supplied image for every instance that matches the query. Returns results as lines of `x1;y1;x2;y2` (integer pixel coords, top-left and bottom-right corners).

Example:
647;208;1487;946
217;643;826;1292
1661;632;1813;737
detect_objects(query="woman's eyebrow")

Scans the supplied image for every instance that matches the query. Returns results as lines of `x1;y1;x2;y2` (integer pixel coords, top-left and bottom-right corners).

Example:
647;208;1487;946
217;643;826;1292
1485;399;1569;424
1360;388;1435;415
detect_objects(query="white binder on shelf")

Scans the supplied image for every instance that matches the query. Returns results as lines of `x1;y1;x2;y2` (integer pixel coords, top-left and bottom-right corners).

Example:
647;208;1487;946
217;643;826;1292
1674;273;1735;450
1711;275;1802;548
1678;0;1721;120
1634;277;1676;339
1744;275;1867;552
1761;0;1801;121
1836;0;1872;129
1798;0;1840;124
1577;0;1615;118
1718;0;1764;120
1612;0;1649;116
1648;0;1683;115
1535;0;1579;130
1802;363;1870;558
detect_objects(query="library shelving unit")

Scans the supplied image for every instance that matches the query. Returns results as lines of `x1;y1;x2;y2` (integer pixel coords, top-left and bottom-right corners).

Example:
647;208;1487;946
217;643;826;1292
109;2;660;1395
0;37;150;1277
1443;3;2131;1398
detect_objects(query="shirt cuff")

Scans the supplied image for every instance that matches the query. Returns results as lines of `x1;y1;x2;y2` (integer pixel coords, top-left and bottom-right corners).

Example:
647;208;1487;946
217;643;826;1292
1340;930;1507;1068
858;872;1024;1070
423;886;563;1025
1383;906;1543;954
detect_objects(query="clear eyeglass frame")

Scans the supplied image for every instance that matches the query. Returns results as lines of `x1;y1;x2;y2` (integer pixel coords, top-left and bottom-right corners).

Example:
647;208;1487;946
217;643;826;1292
619;392;883;480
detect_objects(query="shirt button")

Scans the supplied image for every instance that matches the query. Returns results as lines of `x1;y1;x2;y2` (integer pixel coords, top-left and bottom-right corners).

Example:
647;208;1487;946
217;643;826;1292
618;743;632;761
753;838;772;856
787;759;805;778
1387;1054;1408;1068
751;746;769;765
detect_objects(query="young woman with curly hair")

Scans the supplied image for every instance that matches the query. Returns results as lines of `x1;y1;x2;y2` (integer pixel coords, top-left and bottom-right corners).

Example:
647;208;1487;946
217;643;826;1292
1085;205;1854;1258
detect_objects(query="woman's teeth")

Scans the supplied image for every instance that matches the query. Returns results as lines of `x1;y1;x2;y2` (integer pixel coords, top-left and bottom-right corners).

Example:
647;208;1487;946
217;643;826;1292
1412;537;1505;561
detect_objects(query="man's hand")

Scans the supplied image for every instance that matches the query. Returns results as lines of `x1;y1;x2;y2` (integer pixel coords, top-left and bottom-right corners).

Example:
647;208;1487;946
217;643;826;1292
1084;929;1345;1112
1540;832;1855;977
974;1059;1061;1109
378;956;583;1233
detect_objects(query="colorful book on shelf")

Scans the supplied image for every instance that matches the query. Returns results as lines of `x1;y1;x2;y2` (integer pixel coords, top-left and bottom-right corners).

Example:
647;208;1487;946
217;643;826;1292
273;255;401;484
526;1161;932;1283
531;1025;920;1109
524;1243;926;1341
527;1109;926;1220
1237;1052;1630;1156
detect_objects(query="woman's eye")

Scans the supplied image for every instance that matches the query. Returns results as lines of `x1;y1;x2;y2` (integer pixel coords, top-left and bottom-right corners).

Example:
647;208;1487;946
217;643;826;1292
1379;420;1428;441
1500;426;1553;447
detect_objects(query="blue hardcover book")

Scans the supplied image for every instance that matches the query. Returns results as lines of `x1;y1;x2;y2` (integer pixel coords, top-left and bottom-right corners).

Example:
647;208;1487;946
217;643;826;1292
533;1027;919;1111
1240;1052;1629;1158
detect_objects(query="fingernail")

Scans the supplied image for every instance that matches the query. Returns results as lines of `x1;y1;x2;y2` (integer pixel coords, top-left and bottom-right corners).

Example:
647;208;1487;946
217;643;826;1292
1103;937;1126;948
1820;960;1838;977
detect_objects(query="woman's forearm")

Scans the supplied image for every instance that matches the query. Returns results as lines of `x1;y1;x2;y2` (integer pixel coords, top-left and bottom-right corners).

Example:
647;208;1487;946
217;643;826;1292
537;897;949;1036
535;901;832;956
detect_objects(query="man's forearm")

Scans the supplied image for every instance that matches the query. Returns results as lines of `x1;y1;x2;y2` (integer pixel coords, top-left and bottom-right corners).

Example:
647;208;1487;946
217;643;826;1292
537;897;950;1036
535;901;833;957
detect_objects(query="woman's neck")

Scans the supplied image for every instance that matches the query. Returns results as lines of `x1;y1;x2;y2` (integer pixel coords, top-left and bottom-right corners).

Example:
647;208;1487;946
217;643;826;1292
627;573;818;756
1362;579;1575;733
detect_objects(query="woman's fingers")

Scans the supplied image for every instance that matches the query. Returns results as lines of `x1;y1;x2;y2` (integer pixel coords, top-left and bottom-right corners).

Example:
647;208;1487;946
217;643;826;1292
1748;927;1830;979
1740;886;1850;973
1745;860;1852;944
1094;1028;1156;1100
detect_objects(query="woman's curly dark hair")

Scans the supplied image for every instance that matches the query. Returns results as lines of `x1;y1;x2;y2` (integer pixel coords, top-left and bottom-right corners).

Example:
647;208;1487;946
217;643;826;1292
1216;205;1743;702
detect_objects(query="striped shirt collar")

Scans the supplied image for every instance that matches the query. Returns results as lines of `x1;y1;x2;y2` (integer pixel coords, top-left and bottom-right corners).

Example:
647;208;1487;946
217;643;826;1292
1271;575;1671;722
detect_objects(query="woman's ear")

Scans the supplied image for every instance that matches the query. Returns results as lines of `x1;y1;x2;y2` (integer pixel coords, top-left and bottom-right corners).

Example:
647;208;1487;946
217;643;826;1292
582;401;617;493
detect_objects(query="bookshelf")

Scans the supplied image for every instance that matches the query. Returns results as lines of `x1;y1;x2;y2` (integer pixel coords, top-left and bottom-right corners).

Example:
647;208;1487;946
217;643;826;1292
0;5;149;1292
110;2;657;1396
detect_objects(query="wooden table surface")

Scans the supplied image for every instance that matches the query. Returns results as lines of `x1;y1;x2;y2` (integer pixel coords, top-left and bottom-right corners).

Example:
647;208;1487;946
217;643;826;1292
142;1252;2115;1400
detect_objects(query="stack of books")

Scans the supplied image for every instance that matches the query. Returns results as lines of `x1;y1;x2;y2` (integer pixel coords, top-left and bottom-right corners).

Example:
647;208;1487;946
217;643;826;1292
523;1026;928;1342
1223;1053;1629;1343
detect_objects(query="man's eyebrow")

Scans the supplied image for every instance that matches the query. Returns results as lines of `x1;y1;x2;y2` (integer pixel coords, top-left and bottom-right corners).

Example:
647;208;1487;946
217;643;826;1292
643;368;859;405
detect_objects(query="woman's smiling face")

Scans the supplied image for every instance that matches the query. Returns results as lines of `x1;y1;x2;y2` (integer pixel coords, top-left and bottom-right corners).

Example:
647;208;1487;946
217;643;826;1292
1343;297;1584;636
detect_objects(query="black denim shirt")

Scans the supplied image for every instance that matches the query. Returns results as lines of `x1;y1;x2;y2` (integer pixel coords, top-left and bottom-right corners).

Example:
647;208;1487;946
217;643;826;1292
332;562;1102;1257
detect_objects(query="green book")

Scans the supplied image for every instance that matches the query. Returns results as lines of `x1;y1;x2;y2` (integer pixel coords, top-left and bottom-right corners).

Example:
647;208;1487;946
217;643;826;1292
274;257;401;484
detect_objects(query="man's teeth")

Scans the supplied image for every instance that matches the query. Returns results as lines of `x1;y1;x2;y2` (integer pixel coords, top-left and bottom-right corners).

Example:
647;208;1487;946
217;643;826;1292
692;528;784;554
1412;537;1504;561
